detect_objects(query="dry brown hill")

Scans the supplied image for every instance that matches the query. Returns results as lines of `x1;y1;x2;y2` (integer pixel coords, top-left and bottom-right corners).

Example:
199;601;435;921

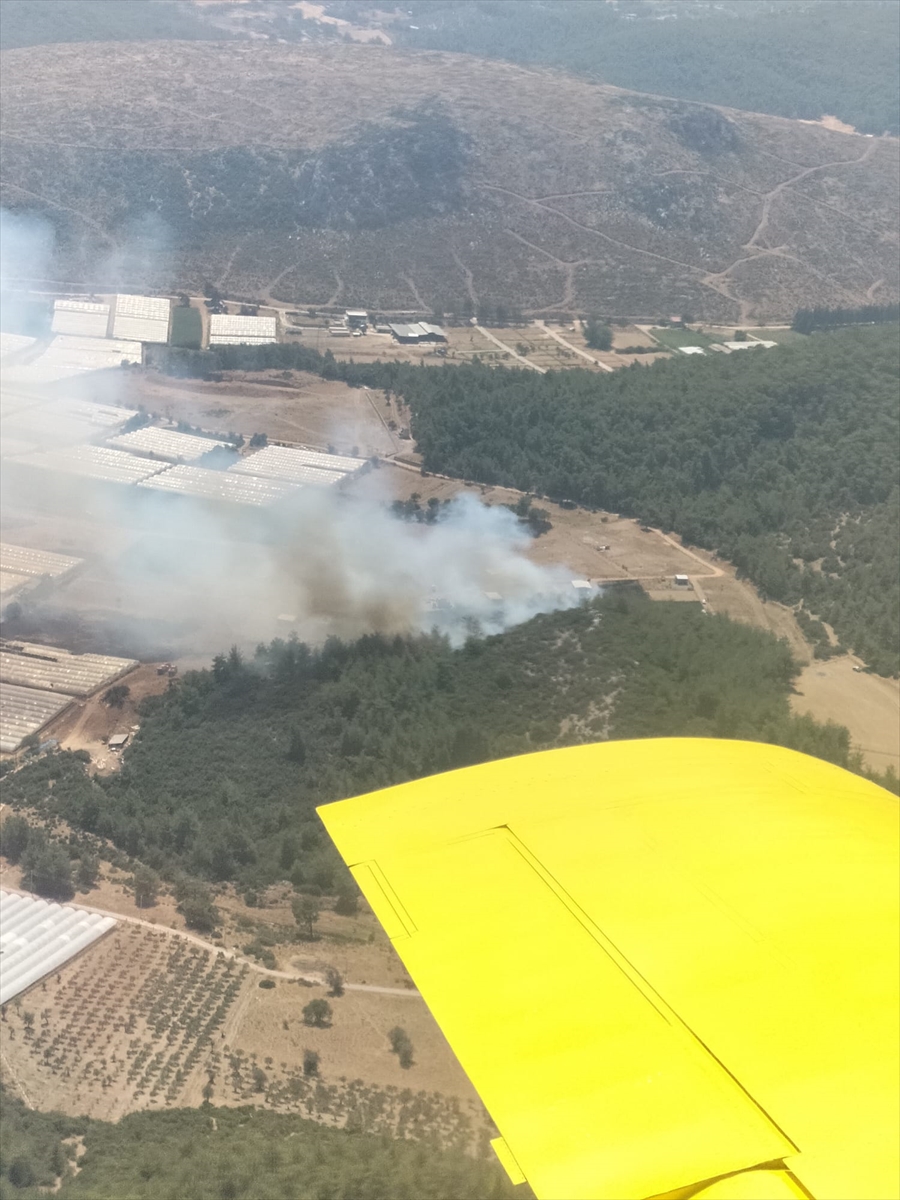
1;41;897;321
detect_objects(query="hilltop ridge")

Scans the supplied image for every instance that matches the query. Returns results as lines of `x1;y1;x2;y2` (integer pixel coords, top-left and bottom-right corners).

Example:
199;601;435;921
1;42;897;320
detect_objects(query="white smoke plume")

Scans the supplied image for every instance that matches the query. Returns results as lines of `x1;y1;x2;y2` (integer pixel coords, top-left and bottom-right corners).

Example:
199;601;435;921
1;209;580;660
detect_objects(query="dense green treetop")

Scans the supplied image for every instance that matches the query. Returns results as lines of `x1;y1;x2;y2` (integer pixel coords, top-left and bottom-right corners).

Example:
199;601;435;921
402;327;900;674
154;325;899;673
5;594;888;897
395;0;900;136
0;1088;521;1200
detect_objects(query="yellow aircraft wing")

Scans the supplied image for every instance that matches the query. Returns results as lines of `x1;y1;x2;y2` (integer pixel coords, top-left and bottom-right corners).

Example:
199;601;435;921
317;739;899;1200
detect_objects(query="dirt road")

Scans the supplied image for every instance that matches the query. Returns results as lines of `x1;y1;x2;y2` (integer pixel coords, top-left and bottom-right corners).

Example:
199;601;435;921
475;325;546;372
538;320;613;371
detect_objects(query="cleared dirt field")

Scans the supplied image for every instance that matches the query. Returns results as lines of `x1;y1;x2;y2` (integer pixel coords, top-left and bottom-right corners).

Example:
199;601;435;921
791;657;900;772
47;664;172;775
114;372;397;459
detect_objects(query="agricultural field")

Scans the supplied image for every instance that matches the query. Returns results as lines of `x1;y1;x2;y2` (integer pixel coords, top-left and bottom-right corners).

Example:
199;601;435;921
643;325;721;351
0;911;493;1150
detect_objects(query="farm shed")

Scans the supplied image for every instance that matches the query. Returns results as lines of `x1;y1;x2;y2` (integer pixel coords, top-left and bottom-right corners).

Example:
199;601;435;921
388;323;423;343
0;641;138;698
0;683;73;752
674;574;691;587
208;314;277;345
0;544;83;583
389;322;447;343
14;444;169;485
111;294;171;343
345;309;369;329
108;733;129;751
231;444;361;487
0;890;116;1005
51;300;110;339
416;322;447;342
108;426;232;464
137;463;299;507
723;340;776;351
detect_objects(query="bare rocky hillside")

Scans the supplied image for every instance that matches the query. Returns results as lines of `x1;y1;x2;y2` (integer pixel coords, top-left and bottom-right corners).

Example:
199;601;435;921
1;41;897;320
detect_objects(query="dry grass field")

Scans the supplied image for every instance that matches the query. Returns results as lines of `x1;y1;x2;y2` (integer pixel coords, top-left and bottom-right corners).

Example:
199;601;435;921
2;42;897;322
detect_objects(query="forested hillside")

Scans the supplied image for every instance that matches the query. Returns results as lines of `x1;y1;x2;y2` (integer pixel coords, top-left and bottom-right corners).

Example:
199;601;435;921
0;1087;519;1200
403;327;900;675
395;0;900;136
158;325;900;676
3;594;880;902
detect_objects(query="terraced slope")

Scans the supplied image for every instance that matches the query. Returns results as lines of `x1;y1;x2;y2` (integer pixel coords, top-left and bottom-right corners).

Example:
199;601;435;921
1;42;897;320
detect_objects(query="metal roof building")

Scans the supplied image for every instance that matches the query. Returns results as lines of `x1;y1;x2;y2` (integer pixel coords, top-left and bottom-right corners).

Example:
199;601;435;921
0;890;116;1004
107;427;232;463
138;464;298;507
0;641;138;697
14;445;168;485
209;314;277;345
111;294;171;343
388;322;447;343
51;300;110;339
230;444;362;487
0;683;73;752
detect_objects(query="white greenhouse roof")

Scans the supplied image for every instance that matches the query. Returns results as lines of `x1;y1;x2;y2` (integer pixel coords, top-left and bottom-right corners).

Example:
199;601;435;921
0;683;73;753
51;300;110;338
0;641;138;697
230;444;354;486
248;445;363;475
111;294;170;343
679;346;706;355
0;571;31;600
723;339;776;350
0;336;142;385
107;426;232;463
0;890;116;1004
209;314;277;345
60;400;139;428
0;544;83;581
138;464;299;507
14;444;168;485
0;333;36;359
0;438;38;460
3;401;136;446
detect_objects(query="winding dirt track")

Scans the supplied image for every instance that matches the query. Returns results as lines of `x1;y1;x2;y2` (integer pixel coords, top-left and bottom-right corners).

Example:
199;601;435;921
0;884;421;998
